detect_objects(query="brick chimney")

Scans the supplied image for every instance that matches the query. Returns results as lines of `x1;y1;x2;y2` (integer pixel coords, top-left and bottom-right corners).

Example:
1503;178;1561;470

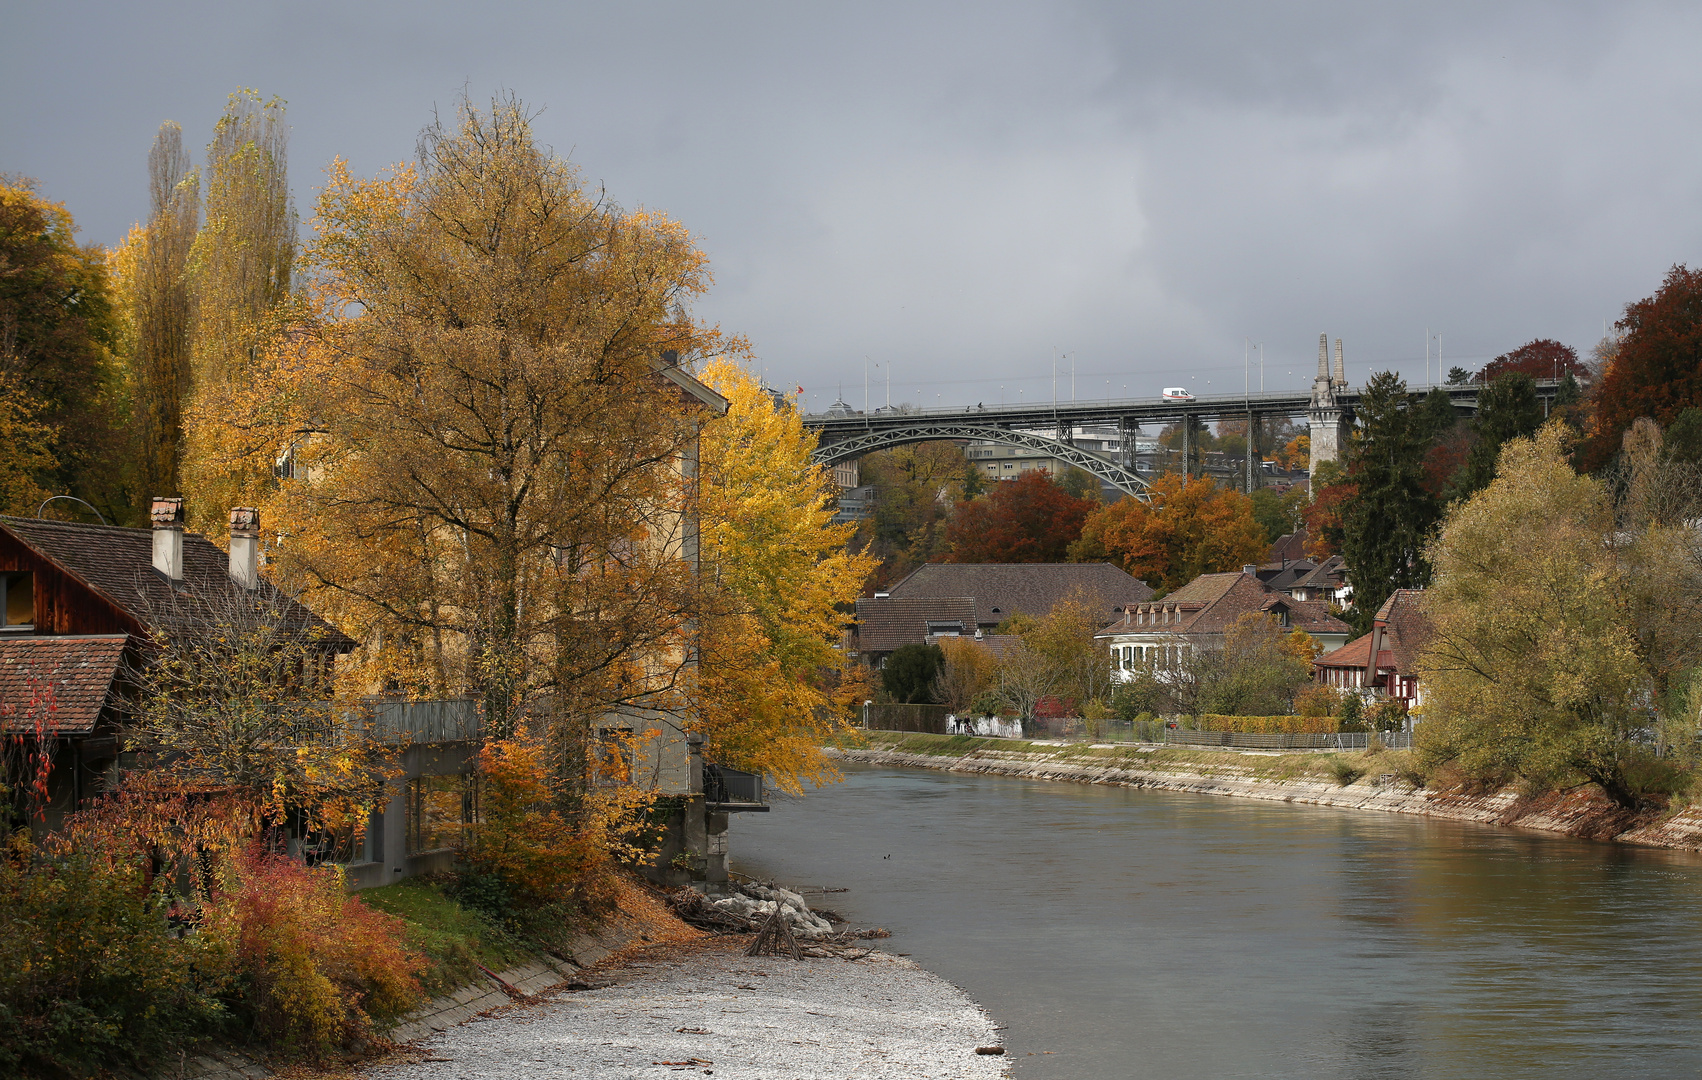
150;497;185;582
229;507;260;590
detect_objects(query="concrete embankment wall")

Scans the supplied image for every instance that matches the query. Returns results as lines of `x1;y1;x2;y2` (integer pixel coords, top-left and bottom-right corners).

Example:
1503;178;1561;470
828;743;1702;852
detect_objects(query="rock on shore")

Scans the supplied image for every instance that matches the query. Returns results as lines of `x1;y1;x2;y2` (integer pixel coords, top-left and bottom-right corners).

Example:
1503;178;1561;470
710;882;835;937
372;940;1009;1080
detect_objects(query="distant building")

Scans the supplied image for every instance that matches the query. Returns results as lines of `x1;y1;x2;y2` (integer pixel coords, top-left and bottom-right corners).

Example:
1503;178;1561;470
965;425;1160;492
886;562;1154;629
1097;568;1351;677
851;562;1155;668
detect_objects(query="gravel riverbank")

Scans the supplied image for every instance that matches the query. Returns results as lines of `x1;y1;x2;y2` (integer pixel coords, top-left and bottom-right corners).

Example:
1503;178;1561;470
371;939;1009;1080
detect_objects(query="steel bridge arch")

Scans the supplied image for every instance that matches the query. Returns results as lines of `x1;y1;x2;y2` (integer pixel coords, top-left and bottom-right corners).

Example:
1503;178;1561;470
811;422;1151;497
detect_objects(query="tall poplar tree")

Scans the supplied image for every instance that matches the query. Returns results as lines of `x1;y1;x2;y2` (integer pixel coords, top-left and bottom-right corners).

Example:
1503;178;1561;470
128;122;200;505
1341;371;1437;634
183;90;296;530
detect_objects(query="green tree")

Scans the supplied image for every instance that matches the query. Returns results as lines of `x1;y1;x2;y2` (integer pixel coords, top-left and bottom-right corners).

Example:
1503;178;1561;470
1249;485;1307;545
881;643;944;704
1189;613;1316;716
1449;373;1543;501
0;177;123;510
1340;372;1438;635
1419;426;1662;808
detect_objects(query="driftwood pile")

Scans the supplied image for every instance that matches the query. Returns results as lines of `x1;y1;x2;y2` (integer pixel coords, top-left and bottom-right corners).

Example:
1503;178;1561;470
666;885;892;961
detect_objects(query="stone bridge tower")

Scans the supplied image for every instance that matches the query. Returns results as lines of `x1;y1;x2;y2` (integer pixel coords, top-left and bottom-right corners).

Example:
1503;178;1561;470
1308;334;1351;490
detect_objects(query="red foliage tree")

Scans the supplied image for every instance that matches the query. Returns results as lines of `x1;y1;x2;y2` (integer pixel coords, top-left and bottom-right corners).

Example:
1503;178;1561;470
944;470;1096;563
1476;338;1587;383
1583;265;1702;470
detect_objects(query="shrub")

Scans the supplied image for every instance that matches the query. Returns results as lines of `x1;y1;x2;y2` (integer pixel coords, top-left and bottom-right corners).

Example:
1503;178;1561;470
202;847;425;1056
455;738;652;949
1338;692;1366;731
1327;756;1365;786
1294;684;1341;718
0;830;228;1078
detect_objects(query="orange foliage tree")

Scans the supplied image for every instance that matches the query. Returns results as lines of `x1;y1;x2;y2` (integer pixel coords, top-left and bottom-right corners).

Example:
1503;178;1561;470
1582;265;1702;470
1070;473;1265;591
944;470;1096;563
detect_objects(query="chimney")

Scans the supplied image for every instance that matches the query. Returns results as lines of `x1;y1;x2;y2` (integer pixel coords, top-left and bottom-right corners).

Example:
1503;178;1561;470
229;507;260;590
150;497;185;582
1243;564;1258;575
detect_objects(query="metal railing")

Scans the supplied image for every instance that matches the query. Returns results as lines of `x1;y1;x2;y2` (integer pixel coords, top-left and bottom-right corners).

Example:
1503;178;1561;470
704;763;764;806
1162;729;1412;750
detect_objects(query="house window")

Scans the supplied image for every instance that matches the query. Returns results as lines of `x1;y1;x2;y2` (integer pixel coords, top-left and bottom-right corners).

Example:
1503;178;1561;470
0;572;34;629
405;775;477;856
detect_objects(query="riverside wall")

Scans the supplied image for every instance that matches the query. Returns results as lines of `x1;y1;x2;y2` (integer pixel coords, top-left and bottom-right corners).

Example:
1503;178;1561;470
828;742;1702;852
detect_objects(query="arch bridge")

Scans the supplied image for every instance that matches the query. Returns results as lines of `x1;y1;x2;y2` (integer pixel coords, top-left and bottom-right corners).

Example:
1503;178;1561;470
804;379;1567;498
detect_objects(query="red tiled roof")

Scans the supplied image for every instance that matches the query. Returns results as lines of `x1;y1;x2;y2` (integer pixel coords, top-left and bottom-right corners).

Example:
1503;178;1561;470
0;635;127;734
1316;634;1372;670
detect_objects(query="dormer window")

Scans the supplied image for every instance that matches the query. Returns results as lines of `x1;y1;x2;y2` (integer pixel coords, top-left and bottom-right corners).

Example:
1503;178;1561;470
0;572;34;630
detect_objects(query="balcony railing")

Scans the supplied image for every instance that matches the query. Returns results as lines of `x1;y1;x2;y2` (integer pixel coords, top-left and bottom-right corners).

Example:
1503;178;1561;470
360;698;482;745
704;763;765;808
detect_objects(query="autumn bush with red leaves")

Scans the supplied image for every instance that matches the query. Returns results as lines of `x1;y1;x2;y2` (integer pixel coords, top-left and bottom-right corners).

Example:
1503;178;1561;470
202;846;425;1053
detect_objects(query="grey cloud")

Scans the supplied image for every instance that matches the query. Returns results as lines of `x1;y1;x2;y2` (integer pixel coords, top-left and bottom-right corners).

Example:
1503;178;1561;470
3;1;1699;411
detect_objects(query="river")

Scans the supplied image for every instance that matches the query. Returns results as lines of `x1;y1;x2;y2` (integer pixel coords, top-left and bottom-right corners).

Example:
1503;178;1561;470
731;762;1702;1079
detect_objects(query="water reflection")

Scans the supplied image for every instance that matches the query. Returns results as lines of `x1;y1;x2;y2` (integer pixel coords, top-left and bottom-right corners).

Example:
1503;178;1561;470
734;764;1702;1079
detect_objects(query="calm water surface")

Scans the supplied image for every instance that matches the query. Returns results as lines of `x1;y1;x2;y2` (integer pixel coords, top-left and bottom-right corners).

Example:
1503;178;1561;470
731;764;1702;1079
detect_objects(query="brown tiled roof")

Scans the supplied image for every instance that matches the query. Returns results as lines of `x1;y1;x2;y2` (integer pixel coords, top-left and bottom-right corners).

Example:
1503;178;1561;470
1098;571;1350;639
0;635;127;734
1375;589;1431;675
0;517;353;648
1314;589;1430;676
853;596;981;653
885;563;1153;624
976;634;1025;660
1293;555;1347;592
1315;633;1373;670
1267;530;1309;564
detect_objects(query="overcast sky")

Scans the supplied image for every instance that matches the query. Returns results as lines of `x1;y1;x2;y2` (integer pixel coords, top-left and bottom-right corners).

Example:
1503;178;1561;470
5;1;1700;412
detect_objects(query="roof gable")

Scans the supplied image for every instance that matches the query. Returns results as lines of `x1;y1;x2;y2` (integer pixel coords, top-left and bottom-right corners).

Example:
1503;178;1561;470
0;518;352;648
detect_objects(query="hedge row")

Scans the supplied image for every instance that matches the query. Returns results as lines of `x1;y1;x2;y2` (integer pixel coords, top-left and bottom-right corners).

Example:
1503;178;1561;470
1195;714;1340;734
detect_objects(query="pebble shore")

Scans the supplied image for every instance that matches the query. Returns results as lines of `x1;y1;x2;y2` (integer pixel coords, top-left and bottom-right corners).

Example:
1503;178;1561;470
371;939;1009;1080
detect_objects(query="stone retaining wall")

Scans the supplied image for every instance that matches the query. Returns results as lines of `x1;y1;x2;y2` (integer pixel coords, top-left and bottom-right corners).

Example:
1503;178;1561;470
830;744;1702;851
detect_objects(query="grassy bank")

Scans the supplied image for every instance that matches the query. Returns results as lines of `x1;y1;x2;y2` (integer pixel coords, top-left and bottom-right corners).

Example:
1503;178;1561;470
358;877;530;998
848;729;1420;788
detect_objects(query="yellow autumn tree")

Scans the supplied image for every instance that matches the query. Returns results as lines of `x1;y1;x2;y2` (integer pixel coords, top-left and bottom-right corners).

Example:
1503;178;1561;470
694;358;875;792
